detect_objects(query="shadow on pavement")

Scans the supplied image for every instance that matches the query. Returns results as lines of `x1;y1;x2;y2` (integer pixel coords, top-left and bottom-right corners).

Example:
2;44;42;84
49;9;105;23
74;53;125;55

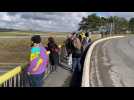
70;68;82;87
69;43;92;87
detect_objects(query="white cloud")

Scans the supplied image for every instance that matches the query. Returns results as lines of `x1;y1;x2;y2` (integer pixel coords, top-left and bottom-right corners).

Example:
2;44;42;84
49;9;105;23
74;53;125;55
0;12;133;32
0;12;11;21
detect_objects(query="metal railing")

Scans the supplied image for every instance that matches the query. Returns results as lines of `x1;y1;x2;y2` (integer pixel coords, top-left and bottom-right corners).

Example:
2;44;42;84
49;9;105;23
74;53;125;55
0;66;22;87
0;45;63;87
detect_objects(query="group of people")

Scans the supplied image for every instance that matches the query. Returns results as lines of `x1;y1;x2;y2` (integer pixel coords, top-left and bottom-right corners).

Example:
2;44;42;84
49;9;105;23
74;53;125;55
65;32;92;73
25;35;60;87
24;31;92;87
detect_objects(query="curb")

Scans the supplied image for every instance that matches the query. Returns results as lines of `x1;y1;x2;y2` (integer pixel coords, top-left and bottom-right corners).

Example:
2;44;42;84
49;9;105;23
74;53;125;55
81;36;125;87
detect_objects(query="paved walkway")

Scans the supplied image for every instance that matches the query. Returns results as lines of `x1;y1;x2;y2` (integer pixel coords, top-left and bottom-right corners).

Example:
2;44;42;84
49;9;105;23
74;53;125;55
43;66;72;87
43;46;72;87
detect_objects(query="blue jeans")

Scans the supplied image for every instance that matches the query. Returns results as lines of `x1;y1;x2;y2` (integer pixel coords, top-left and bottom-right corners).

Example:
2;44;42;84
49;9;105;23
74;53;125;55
72;58;81;72
27;72;45;87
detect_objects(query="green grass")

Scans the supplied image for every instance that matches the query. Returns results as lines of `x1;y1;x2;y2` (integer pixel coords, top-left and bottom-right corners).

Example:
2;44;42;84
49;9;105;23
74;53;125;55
0;32;101;66
0;36;66;64
0;31;68;36
90;34;101;41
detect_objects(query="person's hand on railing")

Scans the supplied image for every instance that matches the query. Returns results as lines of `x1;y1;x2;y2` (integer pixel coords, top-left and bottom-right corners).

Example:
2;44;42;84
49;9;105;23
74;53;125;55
46;51;50;55
58;45;62;48
27;71;36;75
27;72;31;75
21;62;29;71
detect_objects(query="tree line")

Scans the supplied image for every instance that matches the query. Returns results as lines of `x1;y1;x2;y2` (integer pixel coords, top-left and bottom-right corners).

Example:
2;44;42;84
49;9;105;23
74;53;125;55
78;13;134;34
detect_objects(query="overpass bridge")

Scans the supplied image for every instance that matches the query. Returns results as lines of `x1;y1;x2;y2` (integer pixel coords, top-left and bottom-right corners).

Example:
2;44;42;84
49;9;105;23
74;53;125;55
0;33;105;87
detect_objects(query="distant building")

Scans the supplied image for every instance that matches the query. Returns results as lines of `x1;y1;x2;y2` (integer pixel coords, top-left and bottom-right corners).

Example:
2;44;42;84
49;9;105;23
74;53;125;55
99;26;107;33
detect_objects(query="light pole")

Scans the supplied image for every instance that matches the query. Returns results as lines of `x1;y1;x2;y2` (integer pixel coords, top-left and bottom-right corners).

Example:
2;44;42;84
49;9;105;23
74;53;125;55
110;23;112;36
107;17;111;36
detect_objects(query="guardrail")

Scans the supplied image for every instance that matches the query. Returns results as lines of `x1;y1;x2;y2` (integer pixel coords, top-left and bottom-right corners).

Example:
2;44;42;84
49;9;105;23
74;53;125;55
0;66;22;87
0;45;63;87
81;36;125;87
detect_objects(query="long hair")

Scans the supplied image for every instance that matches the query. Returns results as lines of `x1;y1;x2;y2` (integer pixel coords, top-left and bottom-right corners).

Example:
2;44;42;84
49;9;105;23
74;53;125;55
73;37;81;50
48;37;58;49
78;34;83;42
48;37;55;44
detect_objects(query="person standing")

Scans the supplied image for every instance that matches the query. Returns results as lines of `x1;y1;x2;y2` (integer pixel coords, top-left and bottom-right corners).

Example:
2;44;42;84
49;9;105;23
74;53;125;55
26;35;49;87
70;33;82;87
65;33;74;66
47;37;59;72
82;32;91;52
71;33;82;73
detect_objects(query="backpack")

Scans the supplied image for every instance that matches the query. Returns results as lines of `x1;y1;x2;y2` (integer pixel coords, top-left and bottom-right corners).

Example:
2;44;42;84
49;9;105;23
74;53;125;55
52;44;60;53
54;47;60;53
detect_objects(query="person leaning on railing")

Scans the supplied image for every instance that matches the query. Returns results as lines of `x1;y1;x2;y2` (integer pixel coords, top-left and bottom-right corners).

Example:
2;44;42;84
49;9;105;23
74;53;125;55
47;37;60;72
65;33;74;66
25;35;49;87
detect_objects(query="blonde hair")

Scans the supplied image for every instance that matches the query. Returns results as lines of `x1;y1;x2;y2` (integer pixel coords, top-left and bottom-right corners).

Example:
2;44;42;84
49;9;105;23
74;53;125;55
73;37;81;49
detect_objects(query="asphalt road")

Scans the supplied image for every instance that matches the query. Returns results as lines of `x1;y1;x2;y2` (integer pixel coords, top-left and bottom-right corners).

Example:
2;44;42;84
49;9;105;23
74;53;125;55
90;36;134;87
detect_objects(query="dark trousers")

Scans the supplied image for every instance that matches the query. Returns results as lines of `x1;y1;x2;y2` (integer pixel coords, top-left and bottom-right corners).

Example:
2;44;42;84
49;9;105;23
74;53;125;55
50;65;58;71
72;58;81;72
27;72;45;87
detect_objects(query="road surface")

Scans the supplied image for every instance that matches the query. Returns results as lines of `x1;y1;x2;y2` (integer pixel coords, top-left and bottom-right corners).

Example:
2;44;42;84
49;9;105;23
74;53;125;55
90;36;134;87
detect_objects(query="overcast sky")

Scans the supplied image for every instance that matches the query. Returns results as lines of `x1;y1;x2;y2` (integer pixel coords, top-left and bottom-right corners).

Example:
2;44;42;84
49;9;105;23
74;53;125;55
0;12;133;32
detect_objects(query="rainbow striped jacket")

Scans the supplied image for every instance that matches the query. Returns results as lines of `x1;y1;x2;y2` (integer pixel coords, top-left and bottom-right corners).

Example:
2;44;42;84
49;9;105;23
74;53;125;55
27;44;49;75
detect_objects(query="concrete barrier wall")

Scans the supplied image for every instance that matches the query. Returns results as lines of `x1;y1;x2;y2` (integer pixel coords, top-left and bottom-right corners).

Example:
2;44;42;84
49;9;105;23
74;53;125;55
81;36;125;87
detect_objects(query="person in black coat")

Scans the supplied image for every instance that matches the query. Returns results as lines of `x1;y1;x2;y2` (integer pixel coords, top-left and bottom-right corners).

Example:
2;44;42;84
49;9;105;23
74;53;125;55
47;37;59;72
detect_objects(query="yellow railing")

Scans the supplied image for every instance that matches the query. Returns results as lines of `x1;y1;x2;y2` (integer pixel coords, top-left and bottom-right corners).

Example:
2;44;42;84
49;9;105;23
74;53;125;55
0;66;21;85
